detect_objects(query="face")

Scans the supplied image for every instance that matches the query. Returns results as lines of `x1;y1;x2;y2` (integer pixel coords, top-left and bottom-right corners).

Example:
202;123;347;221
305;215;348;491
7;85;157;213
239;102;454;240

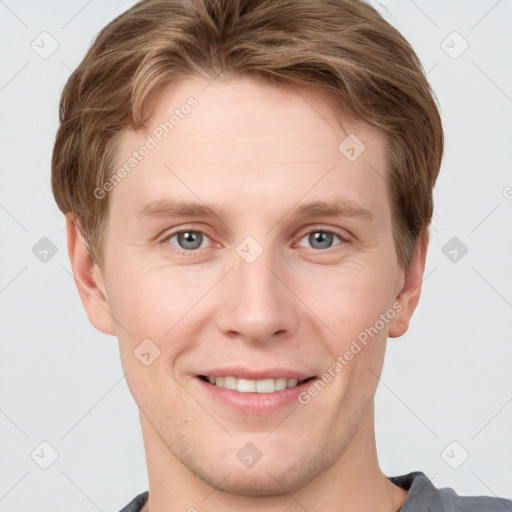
74;74;424;496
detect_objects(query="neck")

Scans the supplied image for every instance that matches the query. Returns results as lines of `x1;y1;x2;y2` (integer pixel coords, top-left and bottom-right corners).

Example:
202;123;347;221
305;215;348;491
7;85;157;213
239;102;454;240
139;402;408;512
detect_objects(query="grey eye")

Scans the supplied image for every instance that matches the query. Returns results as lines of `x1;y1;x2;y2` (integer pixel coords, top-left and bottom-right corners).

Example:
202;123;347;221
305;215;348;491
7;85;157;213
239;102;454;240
169;231;206;250
299;231;341;250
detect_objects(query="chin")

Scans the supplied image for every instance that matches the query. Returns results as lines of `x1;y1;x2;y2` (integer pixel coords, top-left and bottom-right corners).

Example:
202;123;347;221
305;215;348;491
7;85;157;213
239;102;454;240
183;451;328;497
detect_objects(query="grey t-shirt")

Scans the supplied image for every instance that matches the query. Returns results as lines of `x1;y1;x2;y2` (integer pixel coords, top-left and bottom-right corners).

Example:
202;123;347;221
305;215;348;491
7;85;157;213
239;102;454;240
119;471;512;511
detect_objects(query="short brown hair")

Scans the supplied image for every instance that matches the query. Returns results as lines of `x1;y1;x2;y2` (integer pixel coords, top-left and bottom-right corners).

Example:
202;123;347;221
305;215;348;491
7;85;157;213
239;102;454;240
52;0;443;270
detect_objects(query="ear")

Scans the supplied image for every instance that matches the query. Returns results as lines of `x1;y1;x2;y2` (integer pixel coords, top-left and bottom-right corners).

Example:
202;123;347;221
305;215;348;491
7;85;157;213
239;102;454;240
388;230;429;338
66;214;116;335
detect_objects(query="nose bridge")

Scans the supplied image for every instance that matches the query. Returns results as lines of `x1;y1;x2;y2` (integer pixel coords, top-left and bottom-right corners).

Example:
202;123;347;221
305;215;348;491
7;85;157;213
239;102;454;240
237;246;280;304
216;239;298;341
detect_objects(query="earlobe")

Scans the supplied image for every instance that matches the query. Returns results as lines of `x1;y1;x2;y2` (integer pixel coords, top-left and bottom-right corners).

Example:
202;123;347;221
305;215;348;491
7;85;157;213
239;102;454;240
388;230;429;338
66;214;116;335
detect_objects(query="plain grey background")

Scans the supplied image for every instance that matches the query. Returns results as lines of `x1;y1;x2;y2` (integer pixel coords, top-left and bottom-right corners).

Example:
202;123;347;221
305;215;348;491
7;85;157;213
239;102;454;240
1;0;511;510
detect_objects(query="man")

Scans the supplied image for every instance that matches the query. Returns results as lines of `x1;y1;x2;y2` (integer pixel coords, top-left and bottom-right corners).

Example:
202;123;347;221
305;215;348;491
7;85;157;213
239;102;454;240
51;0;511;510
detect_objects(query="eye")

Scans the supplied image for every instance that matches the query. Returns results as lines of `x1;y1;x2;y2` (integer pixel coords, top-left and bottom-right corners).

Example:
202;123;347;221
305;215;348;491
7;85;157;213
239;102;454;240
166;230;210;251
297;229;345;250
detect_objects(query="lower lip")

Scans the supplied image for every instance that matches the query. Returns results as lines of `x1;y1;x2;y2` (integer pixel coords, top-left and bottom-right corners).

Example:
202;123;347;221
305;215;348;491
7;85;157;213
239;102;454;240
194;377;317;415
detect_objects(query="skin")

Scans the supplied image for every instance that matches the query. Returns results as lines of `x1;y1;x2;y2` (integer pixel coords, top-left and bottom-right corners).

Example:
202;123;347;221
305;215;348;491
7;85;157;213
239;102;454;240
67;74;428;511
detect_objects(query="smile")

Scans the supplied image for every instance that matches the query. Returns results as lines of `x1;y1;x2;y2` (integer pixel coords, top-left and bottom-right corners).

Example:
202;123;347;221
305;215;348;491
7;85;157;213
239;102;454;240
198;375;313;393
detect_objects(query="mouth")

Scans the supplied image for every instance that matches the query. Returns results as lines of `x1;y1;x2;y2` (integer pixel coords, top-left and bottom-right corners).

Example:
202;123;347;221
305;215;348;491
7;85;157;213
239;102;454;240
197;375;316;393
194;368;319;414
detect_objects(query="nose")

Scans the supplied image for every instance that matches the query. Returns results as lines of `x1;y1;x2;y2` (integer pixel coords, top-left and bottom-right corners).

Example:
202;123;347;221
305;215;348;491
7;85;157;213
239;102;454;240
214;244;300;344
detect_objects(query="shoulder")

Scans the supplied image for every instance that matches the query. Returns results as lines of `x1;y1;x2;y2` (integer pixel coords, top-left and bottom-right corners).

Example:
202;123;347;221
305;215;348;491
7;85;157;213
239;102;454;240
118;490;149;512
389;471;512;512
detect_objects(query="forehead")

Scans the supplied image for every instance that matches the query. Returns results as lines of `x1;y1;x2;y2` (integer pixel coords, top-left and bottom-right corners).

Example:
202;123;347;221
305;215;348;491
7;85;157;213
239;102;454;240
111;74;390;224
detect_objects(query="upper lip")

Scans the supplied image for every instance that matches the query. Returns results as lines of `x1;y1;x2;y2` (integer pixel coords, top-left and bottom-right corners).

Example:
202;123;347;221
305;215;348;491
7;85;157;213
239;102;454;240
197;367;315;381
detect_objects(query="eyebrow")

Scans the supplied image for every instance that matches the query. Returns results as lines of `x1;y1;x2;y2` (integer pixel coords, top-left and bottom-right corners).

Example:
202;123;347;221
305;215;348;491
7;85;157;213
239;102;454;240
135;200;219;221
294;200;374;221
134;198;374;222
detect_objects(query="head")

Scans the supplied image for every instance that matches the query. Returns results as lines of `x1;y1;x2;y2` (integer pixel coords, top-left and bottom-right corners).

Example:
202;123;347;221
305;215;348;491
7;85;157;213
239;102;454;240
52;0;443;499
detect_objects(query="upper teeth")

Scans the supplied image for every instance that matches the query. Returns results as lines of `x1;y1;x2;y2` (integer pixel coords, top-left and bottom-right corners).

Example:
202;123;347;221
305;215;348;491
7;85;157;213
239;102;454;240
206;376;302;393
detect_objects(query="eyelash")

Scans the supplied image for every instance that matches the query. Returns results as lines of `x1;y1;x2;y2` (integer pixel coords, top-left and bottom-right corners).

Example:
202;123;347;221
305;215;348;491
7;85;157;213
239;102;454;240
162;226;350;255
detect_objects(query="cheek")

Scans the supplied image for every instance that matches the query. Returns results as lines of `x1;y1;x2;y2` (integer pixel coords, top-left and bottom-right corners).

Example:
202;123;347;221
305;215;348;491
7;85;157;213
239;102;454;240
106;265;198;412
296;263;396;341
104;258;220;356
